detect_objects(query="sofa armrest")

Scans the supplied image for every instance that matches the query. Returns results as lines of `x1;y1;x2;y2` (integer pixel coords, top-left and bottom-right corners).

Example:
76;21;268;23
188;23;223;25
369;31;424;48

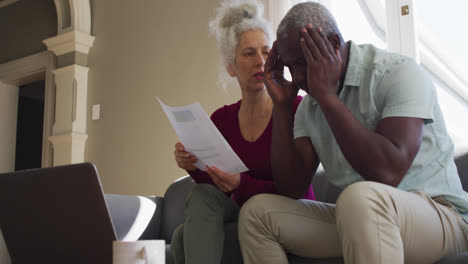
139;196;164;240
105;194;163;241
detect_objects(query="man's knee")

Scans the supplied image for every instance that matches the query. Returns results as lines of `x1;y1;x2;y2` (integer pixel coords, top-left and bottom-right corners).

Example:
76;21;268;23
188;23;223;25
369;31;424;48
336;181;382;207
238;194;277;237
336;181;396;224
240;194;269;221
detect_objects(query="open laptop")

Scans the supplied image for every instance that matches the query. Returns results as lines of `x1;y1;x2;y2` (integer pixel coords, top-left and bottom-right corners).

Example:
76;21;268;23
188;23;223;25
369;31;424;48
0;162;117;264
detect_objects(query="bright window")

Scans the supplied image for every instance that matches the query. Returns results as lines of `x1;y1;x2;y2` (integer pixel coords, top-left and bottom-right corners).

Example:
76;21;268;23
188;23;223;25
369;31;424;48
414;0;468;80
414;0;468;151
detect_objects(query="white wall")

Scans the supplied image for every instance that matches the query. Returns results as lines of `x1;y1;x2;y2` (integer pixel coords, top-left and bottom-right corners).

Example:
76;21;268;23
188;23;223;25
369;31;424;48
86;0;241;196
0;81;18;173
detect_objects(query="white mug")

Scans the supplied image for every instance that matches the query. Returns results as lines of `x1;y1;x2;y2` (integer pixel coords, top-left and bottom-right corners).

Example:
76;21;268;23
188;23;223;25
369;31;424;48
113;240;165;264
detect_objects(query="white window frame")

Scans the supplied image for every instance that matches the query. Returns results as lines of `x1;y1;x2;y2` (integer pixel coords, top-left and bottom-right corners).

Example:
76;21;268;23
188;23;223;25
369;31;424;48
365;0;468;102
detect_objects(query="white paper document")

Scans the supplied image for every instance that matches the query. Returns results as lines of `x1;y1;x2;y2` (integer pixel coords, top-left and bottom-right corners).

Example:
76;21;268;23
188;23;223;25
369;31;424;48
156;97;248;175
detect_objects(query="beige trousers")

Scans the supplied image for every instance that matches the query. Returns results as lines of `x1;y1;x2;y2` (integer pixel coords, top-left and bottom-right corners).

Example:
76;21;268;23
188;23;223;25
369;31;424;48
238;181;468;264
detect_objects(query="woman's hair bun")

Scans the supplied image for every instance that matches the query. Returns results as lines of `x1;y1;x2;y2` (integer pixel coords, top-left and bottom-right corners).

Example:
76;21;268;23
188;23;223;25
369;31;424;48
219;1;261;29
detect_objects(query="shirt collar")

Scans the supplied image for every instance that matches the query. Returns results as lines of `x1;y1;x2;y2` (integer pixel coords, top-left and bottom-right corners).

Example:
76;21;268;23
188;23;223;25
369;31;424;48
343;41;363;88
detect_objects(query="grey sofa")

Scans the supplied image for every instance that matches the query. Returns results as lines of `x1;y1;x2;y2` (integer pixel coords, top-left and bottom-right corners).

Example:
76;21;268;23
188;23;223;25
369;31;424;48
107;151;468;264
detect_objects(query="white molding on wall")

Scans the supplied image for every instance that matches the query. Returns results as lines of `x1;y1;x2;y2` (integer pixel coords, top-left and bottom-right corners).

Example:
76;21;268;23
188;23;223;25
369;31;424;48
0;0;93;168
0;51;56;168
52;64;89;135
0;51;51;86
69;0;92;34
44;0;93;166
43;30;95;56
53;0;66;33
0;81;18;173
0;230;10;264
42;53;56;168
48;63;89;166
49;132;88;166
54;0;92;35
385;0;419;61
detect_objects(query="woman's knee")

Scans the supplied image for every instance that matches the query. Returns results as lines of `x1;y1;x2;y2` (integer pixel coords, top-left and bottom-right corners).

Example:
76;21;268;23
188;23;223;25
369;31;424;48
171;224;185;261
172;224;185;244
185;184;225;212
189;184;221;201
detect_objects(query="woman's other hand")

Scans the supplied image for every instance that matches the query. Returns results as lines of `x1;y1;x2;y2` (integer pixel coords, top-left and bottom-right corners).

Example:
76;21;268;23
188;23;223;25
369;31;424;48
174;142;198;171
206;166;241;192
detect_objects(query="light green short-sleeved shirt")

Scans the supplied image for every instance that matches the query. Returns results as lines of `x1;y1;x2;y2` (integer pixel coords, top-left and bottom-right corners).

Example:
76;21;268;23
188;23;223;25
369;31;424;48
294;41;468;222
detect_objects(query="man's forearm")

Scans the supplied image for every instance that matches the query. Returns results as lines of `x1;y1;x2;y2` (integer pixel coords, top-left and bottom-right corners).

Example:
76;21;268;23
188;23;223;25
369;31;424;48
316;93;418;186
271;104;311;198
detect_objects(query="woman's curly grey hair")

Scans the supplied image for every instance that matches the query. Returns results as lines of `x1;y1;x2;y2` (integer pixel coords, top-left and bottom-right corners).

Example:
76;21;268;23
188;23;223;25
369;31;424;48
209;0;273;66
277;2;342;42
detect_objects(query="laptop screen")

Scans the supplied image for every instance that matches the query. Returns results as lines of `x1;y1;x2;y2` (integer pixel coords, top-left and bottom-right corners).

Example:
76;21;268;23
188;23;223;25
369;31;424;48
0;163;117;264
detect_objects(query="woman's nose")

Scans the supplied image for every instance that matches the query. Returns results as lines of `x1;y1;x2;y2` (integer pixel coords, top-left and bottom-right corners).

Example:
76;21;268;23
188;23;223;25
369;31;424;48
256;51;265;66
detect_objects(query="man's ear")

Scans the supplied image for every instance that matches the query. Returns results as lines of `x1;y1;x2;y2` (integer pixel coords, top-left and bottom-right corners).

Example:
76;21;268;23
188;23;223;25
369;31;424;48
328;34;342;51
227;64;236;77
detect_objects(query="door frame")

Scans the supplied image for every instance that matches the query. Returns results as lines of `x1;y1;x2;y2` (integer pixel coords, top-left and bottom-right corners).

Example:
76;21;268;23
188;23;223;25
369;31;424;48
0;51;56;168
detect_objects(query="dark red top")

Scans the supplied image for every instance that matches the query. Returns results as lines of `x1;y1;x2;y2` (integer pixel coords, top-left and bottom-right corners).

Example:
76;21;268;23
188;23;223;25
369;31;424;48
189;96;315;205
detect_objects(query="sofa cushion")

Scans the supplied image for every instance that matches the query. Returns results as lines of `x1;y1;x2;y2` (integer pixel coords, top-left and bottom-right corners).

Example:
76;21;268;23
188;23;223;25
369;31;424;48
311;170;342;204
455;151;468;191
436;252;468;264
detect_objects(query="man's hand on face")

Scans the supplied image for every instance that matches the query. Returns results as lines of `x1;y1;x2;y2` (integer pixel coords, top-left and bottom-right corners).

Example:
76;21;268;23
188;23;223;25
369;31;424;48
300;24;342;102
263;41;299;106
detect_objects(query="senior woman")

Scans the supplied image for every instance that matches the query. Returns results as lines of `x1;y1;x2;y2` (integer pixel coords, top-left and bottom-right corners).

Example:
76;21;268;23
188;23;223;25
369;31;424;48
171;1;315;263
